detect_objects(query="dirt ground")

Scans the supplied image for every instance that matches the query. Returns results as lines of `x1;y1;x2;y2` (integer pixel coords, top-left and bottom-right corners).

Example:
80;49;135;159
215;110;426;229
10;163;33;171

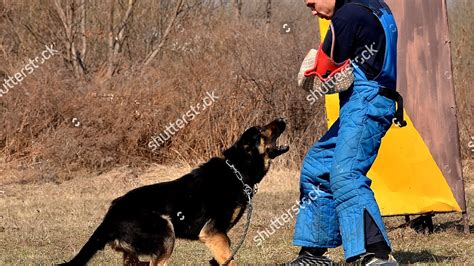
1;161;473;265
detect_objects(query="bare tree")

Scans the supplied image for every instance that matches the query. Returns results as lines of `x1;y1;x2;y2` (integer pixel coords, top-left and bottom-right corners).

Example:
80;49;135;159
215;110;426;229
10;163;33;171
143;0;184;66
265;0;271;34
53;0;87;79
79;0;86;67
233;0;242;19
106;0;137;78
145;0;161;55
0;5;20;59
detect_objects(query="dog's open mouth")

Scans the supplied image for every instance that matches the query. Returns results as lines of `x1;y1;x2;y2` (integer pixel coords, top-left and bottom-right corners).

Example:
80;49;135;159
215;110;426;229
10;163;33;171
265;118;290;159
268;145;289;159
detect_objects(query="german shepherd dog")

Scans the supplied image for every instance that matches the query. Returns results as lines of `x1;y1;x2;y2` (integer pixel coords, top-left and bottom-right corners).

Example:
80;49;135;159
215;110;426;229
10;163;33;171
60;118;289;266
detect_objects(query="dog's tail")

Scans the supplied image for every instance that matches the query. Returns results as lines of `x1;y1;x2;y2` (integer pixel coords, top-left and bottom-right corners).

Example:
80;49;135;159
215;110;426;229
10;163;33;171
58;220;111;266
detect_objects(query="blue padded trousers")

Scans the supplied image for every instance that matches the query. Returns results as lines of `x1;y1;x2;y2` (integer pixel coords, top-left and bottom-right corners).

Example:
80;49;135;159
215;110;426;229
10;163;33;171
293;80;396;260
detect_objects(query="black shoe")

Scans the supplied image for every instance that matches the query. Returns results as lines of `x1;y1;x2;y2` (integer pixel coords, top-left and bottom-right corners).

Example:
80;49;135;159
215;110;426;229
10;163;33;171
286;249;333;265
360;253;397;265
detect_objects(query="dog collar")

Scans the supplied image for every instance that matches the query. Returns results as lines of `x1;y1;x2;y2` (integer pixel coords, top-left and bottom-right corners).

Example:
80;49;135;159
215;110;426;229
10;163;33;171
224;159;258;197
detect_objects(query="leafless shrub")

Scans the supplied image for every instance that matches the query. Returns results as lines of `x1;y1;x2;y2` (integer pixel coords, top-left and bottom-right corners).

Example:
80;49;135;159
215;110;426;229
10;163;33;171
0;1;323;181
0;0;470;182
448;0;473;159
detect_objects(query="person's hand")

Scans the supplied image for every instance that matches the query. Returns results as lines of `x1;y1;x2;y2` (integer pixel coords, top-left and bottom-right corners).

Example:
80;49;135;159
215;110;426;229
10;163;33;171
297;49;318;91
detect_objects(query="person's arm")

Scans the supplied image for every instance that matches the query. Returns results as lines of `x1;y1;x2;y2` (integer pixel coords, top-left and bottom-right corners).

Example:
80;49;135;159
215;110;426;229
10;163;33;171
321;16;357;64
320;4;386;80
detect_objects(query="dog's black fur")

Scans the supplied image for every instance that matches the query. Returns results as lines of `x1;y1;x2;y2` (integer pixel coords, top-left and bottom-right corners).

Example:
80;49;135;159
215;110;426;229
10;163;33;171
60;118;289;266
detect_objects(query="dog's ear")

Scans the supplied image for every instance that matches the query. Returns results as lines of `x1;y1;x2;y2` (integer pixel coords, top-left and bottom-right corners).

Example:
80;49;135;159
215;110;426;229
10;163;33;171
238;126;261;149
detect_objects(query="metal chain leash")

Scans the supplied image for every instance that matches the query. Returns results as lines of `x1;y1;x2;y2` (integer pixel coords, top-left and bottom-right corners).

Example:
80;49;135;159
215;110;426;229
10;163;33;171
223;159;257;266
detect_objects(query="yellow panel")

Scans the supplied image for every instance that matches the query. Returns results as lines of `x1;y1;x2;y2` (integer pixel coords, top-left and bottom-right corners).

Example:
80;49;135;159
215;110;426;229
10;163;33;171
318;19;461;215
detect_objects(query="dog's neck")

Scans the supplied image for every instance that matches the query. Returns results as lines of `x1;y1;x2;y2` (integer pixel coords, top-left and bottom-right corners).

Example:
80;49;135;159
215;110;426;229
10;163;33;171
222;146;267;186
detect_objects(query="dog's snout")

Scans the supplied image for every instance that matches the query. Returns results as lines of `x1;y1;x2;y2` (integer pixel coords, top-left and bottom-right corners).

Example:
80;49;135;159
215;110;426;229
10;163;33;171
261;118;287;137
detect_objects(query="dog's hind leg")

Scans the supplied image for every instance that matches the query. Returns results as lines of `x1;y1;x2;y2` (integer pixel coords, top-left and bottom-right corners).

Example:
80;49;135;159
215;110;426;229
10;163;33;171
148;215;176;266
148;239;174;266
199;222;236;266
148;238;175;266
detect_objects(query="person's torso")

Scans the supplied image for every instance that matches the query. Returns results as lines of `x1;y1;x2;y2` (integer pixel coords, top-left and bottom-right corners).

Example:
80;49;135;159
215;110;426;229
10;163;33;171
322;0;398;89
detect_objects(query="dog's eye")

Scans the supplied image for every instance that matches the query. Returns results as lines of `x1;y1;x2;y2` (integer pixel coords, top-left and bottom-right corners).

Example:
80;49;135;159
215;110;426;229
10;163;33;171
252;134;261;144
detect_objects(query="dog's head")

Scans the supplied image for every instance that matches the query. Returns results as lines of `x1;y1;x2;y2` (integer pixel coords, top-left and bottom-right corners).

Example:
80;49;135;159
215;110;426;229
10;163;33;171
224;118;289;182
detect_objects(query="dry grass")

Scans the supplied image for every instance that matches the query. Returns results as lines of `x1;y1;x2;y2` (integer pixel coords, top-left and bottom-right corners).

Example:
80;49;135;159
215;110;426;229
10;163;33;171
1;160;472;265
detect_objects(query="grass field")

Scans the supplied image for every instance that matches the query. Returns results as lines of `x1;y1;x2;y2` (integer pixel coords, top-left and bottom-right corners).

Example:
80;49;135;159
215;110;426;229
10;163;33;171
1;161;473;265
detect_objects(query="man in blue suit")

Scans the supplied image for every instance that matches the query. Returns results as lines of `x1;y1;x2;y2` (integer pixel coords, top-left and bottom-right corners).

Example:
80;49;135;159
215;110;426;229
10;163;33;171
289;0;404;264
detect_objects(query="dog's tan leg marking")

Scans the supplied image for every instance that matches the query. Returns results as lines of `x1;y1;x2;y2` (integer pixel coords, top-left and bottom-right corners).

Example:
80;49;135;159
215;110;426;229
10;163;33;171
201;233;236;266
199;221;236;266
123;252;148;266
149;257;168;266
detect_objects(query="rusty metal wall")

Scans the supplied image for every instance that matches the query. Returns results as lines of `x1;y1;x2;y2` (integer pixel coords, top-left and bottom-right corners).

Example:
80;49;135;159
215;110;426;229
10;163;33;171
386;0;466;210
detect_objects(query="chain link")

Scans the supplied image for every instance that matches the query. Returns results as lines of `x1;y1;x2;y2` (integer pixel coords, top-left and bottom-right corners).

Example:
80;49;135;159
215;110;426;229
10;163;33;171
223;159;257;265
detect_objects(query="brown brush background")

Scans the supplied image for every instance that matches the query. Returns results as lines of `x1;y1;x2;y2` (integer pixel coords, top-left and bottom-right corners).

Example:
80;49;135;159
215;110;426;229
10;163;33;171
0;0;471;183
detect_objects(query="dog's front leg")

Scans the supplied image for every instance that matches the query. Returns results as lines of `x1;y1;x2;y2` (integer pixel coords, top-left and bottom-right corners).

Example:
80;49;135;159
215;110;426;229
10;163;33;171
199;230;236;266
